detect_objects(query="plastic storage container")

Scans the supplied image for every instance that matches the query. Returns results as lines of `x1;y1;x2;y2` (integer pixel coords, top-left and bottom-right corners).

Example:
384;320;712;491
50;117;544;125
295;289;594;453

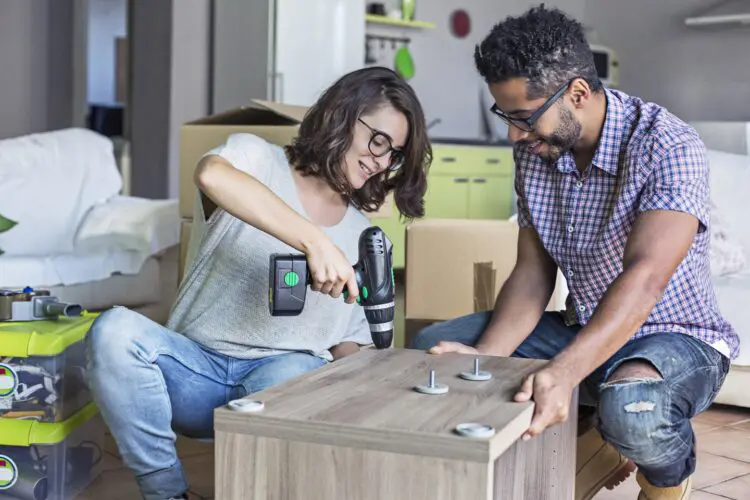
0;401;104;499
0;313;97;423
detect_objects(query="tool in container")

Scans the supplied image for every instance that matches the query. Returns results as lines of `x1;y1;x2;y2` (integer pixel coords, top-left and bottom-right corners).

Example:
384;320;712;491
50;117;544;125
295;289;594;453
0;288;82;322
269;226;396;349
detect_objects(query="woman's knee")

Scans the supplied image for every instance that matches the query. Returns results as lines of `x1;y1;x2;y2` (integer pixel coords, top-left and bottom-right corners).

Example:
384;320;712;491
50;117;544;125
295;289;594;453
242;353;326;395
86;307;150;368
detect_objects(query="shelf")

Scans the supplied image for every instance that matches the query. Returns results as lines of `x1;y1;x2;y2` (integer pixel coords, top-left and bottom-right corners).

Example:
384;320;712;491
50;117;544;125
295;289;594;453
365;14;435;29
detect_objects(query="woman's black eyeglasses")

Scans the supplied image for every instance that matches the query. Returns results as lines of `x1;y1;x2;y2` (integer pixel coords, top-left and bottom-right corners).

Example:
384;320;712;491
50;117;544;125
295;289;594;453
490;78;575;132
357;118;405;172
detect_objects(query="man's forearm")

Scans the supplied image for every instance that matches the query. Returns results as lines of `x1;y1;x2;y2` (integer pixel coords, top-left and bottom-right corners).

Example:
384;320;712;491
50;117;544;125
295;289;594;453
476;266;555;357
549;263;665;384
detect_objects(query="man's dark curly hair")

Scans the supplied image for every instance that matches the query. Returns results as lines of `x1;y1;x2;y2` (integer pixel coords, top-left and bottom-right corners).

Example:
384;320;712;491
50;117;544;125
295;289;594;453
474;4;602;99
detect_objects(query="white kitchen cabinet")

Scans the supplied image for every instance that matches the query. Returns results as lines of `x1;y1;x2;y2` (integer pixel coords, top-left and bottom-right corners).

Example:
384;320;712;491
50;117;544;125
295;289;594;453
211;0;365;113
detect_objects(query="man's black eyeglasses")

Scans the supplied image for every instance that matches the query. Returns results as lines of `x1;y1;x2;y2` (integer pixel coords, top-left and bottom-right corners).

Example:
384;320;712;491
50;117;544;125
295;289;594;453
490;79;575;132
358;118;405;172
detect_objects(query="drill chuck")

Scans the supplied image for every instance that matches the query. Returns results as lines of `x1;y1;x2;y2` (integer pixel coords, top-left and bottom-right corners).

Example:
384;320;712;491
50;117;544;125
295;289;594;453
363;301;395;350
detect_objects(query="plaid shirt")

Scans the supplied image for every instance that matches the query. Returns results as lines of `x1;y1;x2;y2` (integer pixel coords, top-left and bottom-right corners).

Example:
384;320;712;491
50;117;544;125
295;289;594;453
514;88;739;360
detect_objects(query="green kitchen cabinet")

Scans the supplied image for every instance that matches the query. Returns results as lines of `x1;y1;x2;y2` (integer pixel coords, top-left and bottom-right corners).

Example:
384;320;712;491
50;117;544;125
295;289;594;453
424;174;470;219
369;142;516;269
426;143;515;220
467;175;514;219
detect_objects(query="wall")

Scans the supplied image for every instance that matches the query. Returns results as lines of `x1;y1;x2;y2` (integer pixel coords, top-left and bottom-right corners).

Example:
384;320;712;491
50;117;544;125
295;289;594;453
0;0;75;139
365;0;587;140
87;0;126;105
169;0;211;199
128;0;210;199
585;0;750;121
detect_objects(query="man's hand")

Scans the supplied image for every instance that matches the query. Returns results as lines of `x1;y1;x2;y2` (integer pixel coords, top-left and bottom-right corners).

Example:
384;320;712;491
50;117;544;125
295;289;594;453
514;366;576;440
427;341;482;355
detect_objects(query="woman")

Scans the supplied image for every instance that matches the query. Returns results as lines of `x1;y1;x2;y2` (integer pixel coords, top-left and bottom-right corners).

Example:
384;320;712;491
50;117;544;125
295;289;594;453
85;66;431;500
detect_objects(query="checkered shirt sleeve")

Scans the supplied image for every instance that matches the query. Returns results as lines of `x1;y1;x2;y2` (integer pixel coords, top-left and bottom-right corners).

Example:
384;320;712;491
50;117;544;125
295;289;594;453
638;134;710;232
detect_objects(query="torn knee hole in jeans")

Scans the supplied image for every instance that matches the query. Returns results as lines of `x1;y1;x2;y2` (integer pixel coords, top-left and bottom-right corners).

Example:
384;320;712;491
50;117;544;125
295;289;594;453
600;377;663;413
602;376;662;386
623;400;656;413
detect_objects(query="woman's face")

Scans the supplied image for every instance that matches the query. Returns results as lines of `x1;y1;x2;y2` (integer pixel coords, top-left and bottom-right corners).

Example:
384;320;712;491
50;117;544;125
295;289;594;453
343;105;409;190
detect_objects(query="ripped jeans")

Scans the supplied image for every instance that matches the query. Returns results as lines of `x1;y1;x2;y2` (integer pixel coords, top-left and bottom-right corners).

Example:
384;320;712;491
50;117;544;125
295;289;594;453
410;311;730;488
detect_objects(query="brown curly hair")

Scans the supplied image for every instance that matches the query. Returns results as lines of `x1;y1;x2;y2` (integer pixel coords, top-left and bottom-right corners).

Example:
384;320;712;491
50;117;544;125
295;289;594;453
284;66;431;219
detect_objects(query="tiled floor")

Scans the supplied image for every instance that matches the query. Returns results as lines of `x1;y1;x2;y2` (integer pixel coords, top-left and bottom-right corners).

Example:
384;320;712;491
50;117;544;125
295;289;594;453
76;404;750;499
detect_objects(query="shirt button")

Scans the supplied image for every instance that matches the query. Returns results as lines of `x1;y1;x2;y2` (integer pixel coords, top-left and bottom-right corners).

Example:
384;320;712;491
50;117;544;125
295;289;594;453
567;268;574;278
568;224;575;233
575;180;583;188
578;304;586;312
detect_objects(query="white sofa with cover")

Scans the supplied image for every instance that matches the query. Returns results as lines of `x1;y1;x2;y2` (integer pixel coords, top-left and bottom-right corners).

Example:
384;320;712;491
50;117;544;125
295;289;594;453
0;128;180;323
691;121;750;408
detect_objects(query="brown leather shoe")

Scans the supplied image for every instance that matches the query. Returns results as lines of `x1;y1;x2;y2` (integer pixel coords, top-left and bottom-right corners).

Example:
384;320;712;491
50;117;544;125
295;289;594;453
636;471;692;499
576;426;636;500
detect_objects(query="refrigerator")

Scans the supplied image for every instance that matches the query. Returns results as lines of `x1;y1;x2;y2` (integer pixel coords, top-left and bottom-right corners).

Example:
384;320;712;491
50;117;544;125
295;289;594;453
211;0;366;113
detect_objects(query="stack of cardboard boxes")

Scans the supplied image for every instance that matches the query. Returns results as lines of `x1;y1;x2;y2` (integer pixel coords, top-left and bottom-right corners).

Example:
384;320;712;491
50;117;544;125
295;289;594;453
176;99;309;281
403;218;569;347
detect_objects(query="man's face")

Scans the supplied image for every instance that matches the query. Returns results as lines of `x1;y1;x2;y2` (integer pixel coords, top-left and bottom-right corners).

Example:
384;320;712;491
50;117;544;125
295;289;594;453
489;77;582;163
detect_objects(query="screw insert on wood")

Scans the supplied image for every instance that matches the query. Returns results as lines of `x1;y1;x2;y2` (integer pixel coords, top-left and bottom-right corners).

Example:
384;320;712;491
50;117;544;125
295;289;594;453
459;358;492;381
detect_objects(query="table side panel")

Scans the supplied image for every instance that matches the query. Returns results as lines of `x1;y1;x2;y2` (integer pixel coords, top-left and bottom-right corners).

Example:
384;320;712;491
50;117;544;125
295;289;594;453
215;431;494;500
493;390;579;500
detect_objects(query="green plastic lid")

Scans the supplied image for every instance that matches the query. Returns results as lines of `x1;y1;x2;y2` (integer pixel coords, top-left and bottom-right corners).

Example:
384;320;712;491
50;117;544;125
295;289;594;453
0;312;98;358
0;402;99;446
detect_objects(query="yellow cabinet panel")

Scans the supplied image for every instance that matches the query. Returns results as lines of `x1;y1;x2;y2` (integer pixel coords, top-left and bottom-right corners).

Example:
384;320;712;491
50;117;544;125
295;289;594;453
429;144;513;176
424;174;470;219
467;175;514;220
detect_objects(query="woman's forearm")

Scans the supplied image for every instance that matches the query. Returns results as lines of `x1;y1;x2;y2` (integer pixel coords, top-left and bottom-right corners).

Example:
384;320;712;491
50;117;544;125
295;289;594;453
194;155;327;253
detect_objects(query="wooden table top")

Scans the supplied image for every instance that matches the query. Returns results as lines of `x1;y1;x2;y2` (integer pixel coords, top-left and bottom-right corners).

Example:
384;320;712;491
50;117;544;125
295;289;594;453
214;348;548;462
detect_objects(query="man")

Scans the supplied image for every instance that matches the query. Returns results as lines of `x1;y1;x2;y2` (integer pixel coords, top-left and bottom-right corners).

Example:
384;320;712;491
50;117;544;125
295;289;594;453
411;5;738;500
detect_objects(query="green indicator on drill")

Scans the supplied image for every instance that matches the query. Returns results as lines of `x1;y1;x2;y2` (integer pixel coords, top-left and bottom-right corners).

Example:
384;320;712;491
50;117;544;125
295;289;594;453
284;271;299;287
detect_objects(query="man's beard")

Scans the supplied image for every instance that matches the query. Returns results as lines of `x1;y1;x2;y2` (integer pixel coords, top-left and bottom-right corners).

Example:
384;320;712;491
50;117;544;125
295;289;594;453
525;106;582;163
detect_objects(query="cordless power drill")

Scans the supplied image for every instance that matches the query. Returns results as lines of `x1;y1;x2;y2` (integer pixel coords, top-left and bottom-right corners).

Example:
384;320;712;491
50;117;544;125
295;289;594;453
269;226;396;349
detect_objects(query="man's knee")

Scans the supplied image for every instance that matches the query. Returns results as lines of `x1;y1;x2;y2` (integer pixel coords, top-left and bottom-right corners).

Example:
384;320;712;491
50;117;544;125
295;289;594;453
597;366;687;467
410;322;446;350
607;360;663;384
409;312;491;351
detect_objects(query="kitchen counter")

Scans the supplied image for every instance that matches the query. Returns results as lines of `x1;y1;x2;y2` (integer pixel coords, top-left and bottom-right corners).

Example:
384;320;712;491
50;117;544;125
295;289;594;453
429;136;513;147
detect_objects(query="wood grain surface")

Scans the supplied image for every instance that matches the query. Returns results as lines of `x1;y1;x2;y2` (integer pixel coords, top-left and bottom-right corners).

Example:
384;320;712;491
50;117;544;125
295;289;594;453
214;348;548;462
215;432;494;500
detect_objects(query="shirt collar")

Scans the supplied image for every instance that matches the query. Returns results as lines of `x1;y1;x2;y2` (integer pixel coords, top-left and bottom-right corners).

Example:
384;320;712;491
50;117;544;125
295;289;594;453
589;88;626;176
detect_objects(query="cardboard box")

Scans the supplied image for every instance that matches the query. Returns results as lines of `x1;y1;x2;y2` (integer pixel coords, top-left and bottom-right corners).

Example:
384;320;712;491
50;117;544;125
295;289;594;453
404;218;568;331
179;99;309;218
178;218;193;284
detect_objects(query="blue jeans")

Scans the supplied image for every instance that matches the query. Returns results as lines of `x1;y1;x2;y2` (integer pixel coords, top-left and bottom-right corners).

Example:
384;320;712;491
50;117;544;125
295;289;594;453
85;307;328;500
411;311;730;488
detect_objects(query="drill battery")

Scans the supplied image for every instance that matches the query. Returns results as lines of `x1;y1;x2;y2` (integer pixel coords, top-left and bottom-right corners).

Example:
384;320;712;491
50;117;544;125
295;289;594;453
268;254;310;316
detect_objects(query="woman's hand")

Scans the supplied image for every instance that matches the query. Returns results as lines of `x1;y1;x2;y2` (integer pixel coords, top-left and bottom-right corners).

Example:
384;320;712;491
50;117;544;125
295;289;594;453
305;236;359;303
